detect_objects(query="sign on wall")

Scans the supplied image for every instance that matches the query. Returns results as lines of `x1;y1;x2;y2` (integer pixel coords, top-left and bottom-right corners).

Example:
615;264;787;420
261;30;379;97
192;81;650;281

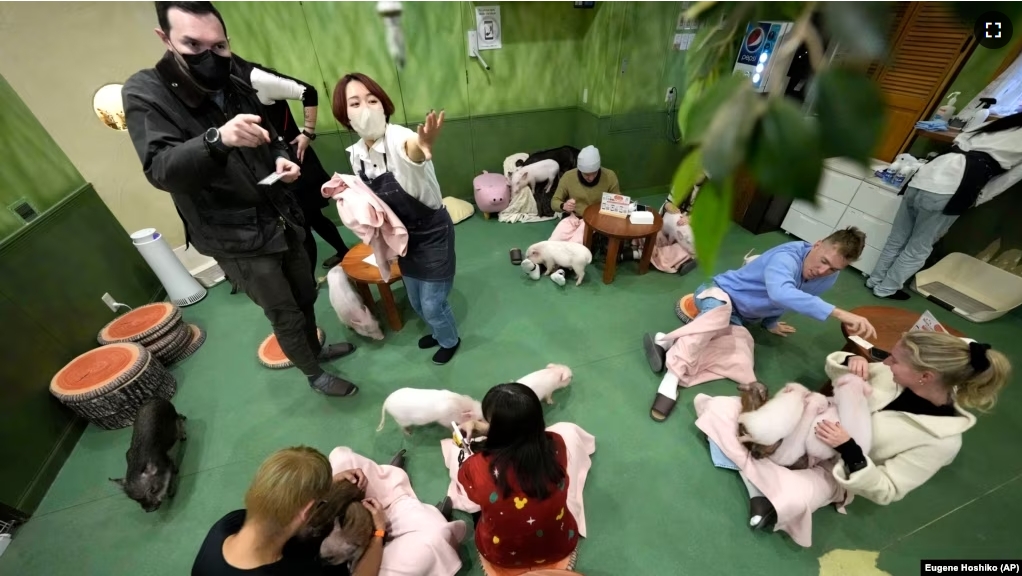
475;6;502;50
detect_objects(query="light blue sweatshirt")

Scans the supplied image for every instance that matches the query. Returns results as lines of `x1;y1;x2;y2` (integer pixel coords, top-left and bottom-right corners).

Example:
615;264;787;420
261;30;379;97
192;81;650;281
713;241;838;328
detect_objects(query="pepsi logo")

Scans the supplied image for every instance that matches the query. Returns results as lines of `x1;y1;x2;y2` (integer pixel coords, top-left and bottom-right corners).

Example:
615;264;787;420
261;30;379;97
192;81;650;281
745;28;764;51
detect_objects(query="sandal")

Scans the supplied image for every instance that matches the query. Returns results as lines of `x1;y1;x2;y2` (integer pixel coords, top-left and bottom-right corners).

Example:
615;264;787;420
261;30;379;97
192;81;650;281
510;248;523;265
643;333;666;373
650;393;677;422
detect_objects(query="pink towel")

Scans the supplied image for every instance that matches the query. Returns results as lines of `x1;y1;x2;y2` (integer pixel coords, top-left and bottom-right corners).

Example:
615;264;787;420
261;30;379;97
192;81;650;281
693;395;849;547
322;174;409;282
664;287;756;387
549;214;587;244
650;233;693;273
439;422;596;538
328;447;467;576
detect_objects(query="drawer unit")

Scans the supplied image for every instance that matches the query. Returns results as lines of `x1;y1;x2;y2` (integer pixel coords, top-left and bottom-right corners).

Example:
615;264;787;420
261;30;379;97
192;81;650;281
781;210;834;245
851;244;882;276
790;195;848;228
850;182;903;224
817;169;861;204
837;207;893;250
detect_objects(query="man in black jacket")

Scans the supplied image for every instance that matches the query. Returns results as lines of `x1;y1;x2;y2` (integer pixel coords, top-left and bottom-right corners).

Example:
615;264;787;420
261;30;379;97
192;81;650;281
123;1;358;397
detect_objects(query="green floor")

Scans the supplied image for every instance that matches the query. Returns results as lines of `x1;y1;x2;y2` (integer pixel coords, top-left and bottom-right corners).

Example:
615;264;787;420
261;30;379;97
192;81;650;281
3;195;1021;575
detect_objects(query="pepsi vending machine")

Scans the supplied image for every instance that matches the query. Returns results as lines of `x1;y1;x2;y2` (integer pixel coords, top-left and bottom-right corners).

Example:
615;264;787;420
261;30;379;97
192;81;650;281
732;21;794;92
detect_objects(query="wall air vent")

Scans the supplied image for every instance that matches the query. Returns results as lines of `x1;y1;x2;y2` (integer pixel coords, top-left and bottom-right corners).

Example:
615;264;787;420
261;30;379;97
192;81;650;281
9;199;39;224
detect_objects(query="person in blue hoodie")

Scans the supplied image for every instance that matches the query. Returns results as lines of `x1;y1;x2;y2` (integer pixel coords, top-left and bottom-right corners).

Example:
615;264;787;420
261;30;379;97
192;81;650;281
642;227;878;422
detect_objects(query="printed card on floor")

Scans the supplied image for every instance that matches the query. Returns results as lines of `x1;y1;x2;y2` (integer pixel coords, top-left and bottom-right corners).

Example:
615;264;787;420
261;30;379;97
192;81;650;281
258;172;284;186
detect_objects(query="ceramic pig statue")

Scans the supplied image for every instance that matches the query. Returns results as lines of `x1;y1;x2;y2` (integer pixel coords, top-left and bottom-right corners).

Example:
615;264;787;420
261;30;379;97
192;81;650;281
473;171;511;218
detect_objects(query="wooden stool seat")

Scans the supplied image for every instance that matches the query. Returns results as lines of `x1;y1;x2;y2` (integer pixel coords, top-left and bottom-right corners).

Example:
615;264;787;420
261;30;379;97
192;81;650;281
340;243;405;332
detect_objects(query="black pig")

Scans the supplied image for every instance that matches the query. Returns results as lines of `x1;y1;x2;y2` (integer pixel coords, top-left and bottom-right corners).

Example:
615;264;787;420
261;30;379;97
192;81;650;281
110;398;186;512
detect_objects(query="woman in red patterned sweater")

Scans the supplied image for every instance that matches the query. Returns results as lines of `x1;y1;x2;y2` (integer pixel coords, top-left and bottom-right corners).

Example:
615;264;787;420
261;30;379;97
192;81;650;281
457;383;579;569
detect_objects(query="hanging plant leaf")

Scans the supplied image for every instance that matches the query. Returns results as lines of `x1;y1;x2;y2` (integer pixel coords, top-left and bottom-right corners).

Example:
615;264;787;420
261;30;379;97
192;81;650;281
683;75;745;144
749;97;822;201
670;148;704;205
677;79;705;139
690;177;734;275
702;85;766;179
816;68;886;166
822;3;891;61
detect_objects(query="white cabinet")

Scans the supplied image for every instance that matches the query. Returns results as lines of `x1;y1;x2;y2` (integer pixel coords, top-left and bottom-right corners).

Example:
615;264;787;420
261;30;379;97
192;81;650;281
790;195;847;228
850;182;903;224
781;158;901;276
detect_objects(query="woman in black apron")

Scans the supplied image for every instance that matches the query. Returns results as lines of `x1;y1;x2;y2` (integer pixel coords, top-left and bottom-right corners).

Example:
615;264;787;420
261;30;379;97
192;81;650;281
331;73;460;365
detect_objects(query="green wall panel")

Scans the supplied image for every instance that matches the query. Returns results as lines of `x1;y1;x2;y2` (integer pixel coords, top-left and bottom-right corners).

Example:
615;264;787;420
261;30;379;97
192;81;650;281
0;290;79;514
579;2;620;117
217;1;340;134
395;1;470;120
302;2;407;127
469;108;580;176
0;73;84;240
461;2;587;116
0;186;161;354
611;2;677;116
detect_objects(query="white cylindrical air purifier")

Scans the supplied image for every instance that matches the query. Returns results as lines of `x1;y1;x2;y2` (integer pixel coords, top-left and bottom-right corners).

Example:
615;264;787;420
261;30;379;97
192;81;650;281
131;228;207;306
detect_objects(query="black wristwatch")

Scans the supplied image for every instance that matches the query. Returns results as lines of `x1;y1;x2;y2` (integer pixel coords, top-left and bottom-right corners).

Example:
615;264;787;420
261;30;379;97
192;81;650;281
301;129;317;141
204;127;231;155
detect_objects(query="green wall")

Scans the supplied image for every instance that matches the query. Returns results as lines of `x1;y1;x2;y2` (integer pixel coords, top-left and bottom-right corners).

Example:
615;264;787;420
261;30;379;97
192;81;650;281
0;71;162;517
0;74;84;239
216;1;688;199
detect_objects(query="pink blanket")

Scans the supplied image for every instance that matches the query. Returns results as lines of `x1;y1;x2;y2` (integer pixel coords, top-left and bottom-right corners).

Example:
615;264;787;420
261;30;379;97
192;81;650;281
549;214;587;244
439;422;596;538
693;395;848;547
329;447;467;576
650;232;693;273
322;174;409;282
664;287;756;387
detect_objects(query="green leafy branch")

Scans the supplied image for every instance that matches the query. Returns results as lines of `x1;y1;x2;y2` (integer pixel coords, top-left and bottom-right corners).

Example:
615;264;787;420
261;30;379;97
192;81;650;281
673;1;895;274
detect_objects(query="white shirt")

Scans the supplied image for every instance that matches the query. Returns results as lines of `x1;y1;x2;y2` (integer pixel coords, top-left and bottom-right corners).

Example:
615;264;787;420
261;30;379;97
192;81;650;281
910;125;1022;205
345;123;443;210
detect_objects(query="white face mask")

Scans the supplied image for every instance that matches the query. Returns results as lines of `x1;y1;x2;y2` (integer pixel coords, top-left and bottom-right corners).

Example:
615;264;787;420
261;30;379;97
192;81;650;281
350;107;386;141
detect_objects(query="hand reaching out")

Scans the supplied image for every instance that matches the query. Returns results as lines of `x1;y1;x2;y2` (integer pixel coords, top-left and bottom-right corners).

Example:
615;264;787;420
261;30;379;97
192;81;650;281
220;114;270;148
767;321;797;337
290;133;312;162
275;157;301;183
415;109;445;161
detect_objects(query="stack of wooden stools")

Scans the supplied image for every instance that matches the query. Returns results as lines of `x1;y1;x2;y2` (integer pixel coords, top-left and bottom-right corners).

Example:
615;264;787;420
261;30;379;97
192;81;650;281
48;302;206;430
97;302;205;365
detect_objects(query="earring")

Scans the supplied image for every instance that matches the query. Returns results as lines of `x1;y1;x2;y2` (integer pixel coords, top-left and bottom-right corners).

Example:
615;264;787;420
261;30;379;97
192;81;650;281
918;378;924;385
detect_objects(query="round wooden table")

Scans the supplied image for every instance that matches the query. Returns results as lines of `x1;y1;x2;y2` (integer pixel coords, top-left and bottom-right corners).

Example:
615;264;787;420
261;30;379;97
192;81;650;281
841;305;964;357
582;203;664;284
340;243;404;332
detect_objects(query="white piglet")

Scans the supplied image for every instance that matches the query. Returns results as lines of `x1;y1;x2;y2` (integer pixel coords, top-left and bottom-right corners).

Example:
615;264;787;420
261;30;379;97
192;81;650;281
518;363;573;405
377;388;483;435
327;267;384;340
510;159;560;196
525;241;592;286
738;383;810;446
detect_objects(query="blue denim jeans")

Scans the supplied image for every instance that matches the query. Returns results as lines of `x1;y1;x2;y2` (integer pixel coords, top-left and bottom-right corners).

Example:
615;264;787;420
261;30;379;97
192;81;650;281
404;276;459;348
694;281;744;326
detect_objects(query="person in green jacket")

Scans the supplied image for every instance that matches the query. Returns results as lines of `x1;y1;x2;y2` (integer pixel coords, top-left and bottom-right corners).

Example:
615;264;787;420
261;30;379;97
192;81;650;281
548;146;622;245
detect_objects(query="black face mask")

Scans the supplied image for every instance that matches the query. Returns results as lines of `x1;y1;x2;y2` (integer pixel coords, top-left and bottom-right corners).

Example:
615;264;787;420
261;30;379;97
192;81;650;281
180;50;232;91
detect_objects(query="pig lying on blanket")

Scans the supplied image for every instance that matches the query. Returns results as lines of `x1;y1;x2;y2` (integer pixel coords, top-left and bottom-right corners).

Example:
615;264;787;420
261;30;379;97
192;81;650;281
737;376;873;469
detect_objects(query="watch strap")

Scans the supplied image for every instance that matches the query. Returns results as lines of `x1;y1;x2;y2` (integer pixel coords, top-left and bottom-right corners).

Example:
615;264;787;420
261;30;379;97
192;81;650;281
301;129;317;140
373;529;385;538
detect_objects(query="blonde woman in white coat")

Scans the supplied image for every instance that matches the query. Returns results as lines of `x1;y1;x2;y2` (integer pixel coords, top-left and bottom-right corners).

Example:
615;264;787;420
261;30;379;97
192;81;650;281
814;331;1010;507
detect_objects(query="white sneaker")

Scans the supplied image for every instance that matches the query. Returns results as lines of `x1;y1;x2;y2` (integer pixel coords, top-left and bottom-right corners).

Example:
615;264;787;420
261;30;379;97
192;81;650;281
550;269;566;286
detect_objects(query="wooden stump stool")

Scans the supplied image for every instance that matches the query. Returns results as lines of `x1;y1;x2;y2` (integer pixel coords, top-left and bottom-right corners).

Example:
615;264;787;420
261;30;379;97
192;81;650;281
258;328;325;369
340;243;405;332
50;343;177;430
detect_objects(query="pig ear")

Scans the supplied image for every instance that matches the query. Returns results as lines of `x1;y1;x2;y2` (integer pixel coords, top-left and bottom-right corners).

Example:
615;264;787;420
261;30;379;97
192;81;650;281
109;478;125;487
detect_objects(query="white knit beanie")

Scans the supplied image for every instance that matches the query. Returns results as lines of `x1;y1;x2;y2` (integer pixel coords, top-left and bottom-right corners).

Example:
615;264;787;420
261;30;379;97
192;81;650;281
577;145;601;173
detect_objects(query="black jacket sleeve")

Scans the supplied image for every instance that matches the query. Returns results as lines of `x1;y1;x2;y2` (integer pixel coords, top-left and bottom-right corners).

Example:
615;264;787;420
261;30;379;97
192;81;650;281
122;80;227;196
